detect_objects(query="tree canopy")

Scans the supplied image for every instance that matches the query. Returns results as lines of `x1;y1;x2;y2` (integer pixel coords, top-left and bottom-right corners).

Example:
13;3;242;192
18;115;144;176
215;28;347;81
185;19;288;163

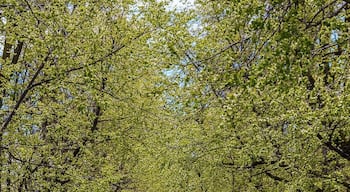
1;0;350;191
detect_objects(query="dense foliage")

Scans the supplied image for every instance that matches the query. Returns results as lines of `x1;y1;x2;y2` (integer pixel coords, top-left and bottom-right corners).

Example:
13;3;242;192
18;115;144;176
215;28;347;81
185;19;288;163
0;0;172;191
1;0;350;191
165;0;350;191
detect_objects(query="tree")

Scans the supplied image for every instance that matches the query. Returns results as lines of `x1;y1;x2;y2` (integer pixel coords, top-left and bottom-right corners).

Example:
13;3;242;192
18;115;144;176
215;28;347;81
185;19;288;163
2;0;350;191
159;0;350;191
0;0;173;191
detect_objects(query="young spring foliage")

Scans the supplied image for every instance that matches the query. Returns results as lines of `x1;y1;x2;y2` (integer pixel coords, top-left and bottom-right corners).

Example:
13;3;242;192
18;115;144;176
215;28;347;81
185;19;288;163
0;0;175;191
158;0;350;191
1;0;350;191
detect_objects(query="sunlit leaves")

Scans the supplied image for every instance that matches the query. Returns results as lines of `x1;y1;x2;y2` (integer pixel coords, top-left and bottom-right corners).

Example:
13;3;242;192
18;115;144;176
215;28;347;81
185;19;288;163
0;0;175;191
157;0;350;191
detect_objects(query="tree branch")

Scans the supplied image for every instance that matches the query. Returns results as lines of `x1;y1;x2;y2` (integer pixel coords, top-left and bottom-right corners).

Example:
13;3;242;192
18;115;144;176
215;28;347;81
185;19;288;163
1;49;52;133
265;171;288;182
317;133;350;161
306;1;348;28
29;29;152;89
